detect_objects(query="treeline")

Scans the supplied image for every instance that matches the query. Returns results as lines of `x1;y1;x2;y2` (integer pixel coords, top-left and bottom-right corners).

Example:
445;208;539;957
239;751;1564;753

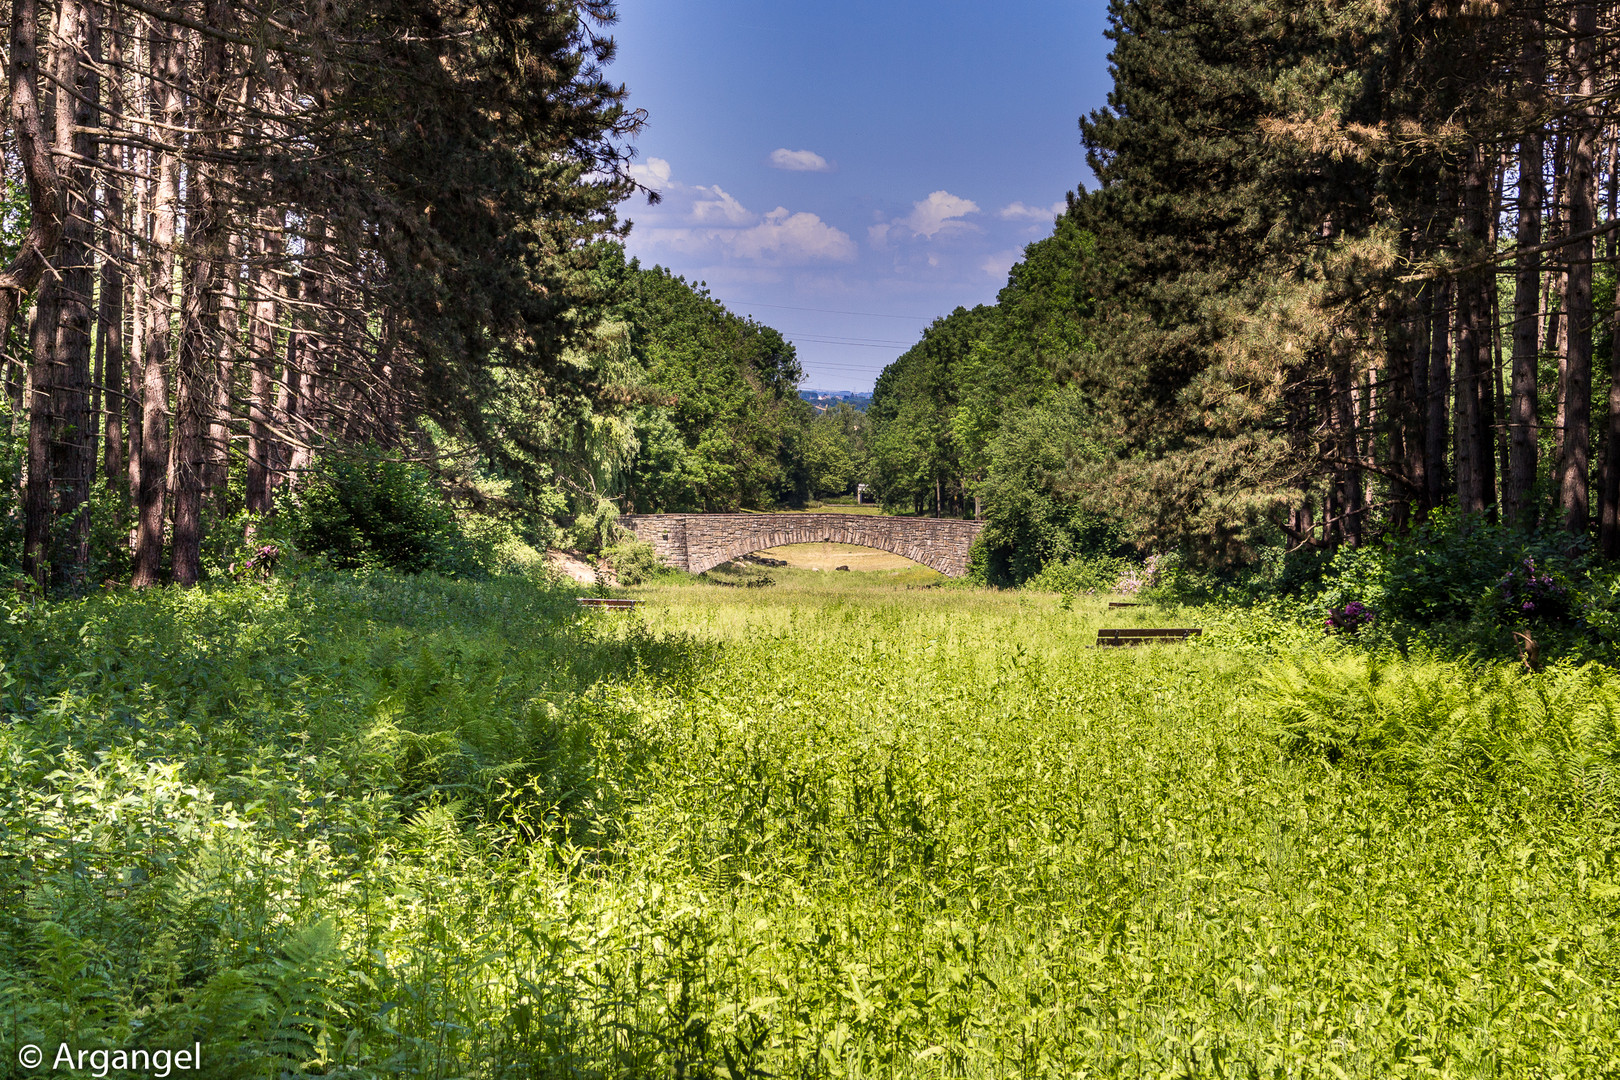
865;216;1115;581
599;253;863;515
870;0;1620;583
0;0;644;589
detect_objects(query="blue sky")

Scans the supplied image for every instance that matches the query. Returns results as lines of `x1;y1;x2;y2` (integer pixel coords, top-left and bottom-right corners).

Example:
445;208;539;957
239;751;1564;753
609;1;1116;392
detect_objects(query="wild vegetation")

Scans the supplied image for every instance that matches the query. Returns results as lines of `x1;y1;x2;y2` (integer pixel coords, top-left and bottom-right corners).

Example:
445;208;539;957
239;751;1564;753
3;567;1618;1077
7;1;1620;1074
0;0;872;596
864;1;1620;633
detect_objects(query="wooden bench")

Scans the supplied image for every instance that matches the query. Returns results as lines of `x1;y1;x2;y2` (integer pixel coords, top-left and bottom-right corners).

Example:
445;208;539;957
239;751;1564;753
1107;601;1140;609
576;597;643;610
1096;627;1201;647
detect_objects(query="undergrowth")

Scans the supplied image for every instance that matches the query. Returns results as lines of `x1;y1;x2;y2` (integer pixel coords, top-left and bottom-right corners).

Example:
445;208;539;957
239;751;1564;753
1;573;1616;1076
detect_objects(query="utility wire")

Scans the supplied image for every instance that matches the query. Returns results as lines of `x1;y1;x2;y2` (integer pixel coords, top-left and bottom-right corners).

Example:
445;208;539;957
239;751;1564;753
733;301;934;320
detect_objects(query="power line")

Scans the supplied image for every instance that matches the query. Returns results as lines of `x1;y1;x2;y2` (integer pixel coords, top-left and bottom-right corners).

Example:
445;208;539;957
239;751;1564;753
779;330;915;346
790;337;911;349
733;300;934;321
800;360;893;371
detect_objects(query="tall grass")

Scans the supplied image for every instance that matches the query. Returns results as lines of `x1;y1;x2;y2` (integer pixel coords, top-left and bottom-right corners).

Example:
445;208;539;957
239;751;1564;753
2;571;1617;1076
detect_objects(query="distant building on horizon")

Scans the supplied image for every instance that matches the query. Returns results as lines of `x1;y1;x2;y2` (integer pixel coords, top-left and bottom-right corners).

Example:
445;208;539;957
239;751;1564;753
799;389;872;413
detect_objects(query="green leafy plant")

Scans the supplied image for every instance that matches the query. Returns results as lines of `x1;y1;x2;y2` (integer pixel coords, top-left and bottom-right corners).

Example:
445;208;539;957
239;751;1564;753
281;449;477;575
4;569;1619;1077
1023;553;1130;596
602;537;666;585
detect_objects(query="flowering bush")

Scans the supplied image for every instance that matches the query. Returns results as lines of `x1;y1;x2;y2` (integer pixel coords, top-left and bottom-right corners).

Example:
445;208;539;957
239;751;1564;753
1116;553;1163;595
1325;600;1375;635
229;543;281;582
1498;557;1570;621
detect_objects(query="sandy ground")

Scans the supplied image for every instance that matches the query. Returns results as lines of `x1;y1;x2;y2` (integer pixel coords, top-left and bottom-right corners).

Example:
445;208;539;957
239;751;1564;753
546;550;615;585
747;542;919;572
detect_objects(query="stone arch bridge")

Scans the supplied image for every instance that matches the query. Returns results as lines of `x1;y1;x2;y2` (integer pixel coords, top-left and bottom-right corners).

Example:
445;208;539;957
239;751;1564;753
619;513;985;577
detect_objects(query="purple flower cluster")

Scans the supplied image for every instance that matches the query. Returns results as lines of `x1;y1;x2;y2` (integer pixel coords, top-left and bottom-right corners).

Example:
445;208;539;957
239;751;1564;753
1499;557;1567;620
229;543;281;581
1326;600;1375;634
1116;553;1163;595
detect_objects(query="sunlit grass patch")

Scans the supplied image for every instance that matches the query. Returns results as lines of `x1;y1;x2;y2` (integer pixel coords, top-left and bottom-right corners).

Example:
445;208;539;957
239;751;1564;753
2;570;1617;1077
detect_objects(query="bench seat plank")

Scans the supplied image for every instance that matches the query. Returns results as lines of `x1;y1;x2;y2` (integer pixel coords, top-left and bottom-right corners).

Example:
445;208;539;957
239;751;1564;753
1096;627;1201;646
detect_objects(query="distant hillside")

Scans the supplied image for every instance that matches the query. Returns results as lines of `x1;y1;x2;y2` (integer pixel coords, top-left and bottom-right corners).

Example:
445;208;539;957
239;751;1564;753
799;389;872;413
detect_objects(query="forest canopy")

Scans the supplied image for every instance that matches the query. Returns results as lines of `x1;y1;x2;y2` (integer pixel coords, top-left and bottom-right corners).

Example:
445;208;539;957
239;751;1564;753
11;0;1620;599
0;0;874;589
865;0;1620;590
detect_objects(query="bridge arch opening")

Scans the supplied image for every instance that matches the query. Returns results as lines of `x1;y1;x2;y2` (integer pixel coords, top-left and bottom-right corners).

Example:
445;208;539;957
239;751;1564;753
715;540;924;574
619;513;984;578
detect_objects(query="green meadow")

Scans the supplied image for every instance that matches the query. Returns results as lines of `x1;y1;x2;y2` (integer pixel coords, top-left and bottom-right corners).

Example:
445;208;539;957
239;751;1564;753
3;568;1617;1077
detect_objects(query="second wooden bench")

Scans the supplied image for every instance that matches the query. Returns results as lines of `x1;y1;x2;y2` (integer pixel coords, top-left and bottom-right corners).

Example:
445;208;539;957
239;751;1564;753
1096;627;1202;647
576;597;643;610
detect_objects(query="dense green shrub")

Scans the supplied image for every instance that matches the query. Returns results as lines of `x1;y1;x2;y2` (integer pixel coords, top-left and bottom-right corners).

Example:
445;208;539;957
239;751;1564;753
1313;512;1583;627
0;573;702;1078
1022;553;1129;595
283;450;477;575
1156;511;1620;662
602;537;667;585
973;389;1132;585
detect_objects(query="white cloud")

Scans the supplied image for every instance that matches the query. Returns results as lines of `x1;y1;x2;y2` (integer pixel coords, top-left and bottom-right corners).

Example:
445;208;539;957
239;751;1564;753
866;191;982;251
731;207;856;264
903;191;980;239
642;219;856;267
768;148;832;172
997;199;1066;222
691;185;754;226
625;159;856;266
629;156;672;187
981;249;1022;279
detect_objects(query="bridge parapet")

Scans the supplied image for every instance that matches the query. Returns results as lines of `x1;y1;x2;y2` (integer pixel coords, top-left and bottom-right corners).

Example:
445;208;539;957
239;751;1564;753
619;513;984;577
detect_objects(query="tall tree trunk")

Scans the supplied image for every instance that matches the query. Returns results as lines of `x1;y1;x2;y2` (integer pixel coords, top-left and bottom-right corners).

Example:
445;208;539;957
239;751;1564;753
1601;134;1620;555
1333;353;1363;545
54;0;99;581
1408;281;1432;521
0;0;66;351
1386;312;1412;531
1426;281;1452;514
1549;128;1569;487
132;19;183;588
1454;149;1491;520
273;275;303;488
1560;0;1597;534
172;12;230;587
98;2;126;491
1482;155;1506;522
126;65;149;508
1602;281;1620;556
24;275;61;587
24;0;95;587
286;237;323;481
1491;287;1507;517
245;209;283;513
1508;23;1545;526
206;229;243;499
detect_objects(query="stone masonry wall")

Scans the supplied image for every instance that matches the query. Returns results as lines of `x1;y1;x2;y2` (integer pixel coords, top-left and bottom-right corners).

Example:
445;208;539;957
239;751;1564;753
619;514;985;577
